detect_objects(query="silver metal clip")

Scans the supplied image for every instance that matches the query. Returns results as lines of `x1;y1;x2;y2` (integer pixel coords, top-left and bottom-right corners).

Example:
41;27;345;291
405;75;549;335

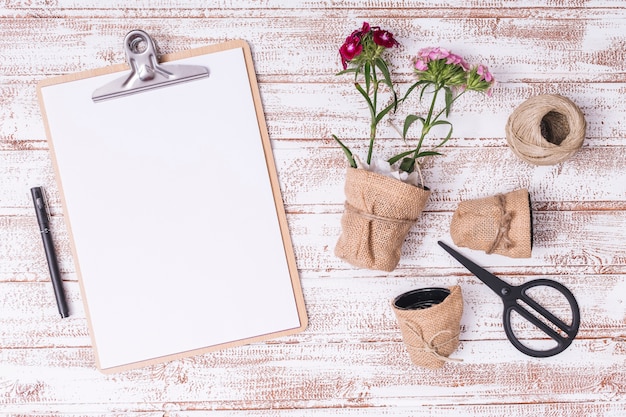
92;30;209;102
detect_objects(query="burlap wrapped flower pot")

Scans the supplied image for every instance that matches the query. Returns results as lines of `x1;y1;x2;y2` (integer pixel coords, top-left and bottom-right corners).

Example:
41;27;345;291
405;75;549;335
334;167;431;272
450;188;532;258
392;285;464;368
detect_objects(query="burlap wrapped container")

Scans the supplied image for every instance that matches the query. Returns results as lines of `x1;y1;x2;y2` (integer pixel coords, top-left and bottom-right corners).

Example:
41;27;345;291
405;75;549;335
450;188;532;258
392;286;463;368
334;167;431;272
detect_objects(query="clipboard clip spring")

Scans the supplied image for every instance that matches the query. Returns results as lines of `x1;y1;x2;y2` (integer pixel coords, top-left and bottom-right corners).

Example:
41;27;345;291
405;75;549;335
92;30;209;102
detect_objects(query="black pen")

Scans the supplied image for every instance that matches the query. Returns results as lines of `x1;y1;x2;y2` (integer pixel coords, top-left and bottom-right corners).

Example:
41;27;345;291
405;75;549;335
31;186;69;318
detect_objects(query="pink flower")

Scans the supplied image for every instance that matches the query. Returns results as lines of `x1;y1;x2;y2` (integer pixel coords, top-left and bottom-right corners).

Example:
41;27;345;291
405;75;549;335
414;59;428;71
414;47;469;73
464;64;496;96
372;28;398;48
476;64;493;82
446;53;469;70
339;34;363;69
419;47;450;61
476;64;495;96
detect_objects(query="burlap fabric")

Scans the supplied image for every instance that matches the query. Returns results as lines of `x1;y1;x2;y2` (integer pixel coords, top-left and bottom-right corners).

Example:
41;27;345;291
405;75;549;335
392;285;463;368
450;188;532;258
334;167;431;272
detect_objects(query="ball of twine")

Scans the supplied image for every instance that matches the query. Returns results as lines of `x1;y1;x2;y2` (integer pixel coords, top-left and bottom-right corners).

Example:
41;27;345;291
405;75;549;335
505;94;586;165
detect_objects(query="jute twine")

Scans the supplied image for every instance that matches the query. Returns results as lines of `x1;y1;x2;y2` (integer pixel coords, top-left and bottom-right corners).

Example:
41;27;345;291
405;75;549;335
450;189;532;258
334;167;430;272
505;94;586;166
392;286;464;369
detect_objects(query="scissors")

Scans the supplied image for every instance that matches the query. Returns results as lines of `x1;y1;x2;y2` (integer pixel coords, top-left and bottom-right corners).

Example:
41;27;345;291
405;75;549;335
438;241;580;357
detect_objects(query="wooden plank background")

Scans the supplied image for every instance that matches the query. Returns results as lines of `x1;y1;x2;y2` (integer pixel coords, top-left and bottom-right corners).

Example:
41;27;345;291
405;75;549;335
1;1;625;415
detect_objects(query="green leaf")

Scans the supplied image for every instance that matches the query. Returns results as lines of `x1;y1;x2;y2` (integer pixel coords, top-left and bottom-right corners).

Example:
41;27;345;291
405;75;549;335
401;82;416;101
444;87;453;117
374;58;398;112
336;68;358;76
420;83;431;101
401;80;429;102
375;100;397;125
402;114;425;139
416;150;443;158
399;157;415;173
430;120;453;146
387;149;416;165
332;135;357;168
375;58;392;88
354;82;375;116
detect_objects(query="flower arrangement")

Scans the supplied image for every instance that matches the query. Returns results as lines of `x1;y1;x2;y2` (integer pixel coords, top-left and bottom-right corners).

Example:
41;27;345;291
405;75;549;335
333;22;400;168
333;23;496;185
332;22;496;272
391;47;495;176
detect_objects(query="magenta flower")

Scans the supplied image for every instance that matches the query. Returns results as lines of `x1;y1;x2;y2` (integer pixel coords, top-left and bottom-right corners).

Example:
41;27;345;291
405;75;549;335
338;22;400;69
372;28;399;48
334;22;400;167
352;21;370;37
340;35;363;69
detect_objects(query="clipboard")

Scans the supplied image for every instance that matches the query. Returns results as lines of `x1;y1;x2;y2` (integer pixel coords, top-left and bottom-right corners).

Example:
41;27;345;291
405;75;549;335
37;31;308;373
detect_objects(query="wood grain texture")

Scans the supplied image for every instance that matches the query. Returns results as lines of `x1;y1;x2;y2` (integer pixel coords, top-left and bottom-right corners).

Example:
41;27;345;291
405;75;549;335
1;1;625;415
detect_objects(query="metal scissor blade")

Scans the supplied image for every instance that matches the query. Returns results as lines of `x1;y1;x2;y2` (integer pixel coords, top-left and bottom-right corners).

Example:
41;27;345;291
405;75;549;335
438;241;512;298
438;241;580;358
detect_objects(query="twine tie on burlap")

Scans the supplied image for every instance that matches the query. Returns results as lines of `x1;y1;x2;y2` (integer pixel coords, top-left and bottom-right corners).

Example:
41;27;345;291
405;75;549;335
450;189;532;258
404;322;463;363
392;285;464;367
486;193;513;254
344;202;415;225
334;167;431;271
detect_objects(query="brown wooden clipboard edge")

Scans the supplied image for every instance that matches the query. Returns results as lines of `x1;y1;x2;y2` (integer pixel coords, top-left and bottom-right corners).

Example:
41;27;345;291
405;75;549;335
36;38;308;374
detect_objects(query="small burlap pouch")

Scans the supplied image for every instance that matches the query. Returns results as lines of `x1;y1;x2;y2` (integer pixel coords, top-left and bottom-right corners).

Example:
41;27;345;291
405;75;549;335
334;167;431;272
392;286;464;368
450;188;532;258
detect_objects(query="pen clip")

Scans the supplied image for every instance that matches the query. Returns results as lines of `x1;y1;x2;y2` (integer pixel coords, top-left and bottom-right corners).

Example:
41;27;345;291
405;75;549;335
31;186;51;228
41;187;52;222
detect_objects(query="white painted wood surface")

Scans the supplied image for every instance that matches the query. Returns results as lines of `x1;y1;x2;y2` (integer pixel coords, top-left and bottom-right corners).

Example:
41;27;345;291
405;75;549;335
1;1;625;415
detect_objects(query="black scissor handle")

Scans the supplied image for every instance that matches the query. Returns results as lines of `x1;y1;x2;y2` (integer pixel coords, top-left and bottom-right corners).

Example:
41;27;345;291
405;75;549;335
502;279;580;357
438;241;581;358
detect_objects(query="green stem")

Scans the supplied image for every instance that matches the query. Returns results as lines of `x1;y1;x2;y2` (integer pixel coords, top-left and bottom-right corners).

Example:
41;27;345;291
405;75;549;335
367;70;379;165
432;89;466;124
411;86;440;161
424;85;440;127
410;87;467;163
